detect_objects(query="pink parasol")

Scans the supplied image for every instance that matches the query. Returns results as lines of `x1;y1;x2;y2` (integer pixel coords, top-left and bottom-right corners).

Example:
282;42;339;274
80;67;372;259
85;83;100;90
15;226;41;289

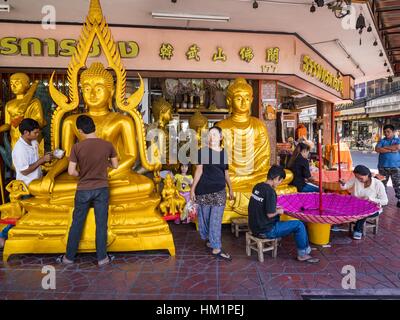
277;193;380;224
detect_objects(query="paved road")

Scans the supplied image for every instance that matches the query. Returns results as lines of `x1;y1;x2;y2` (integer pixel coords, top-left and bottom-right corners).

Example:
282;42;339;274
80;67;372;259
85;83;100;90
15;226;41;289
351;150;379;170
350;150;394;187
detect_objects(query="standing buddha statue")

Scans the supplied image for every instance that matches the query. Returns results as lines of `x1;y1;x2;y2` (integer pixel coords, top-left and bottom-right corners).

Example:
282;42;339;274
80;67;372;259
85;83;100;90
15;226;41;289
0;73;46;154
148;97;173;165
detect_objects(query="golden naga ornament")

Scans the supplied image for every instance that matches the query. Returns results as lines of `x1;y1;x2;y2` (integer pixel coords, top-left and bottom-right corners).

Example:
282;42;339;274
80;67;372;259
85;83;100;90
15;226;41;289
0;0;174;262
217;78;296;223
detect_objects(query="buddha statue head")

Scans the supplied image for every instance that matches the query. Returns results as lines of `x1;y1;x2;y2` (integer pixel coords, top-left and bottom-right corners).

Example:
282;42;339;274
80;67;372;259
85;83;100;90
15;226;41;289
226;78;253;116
189;110;208;132
80;62;115;111
189;111;208;146
152;97;173;129
10;73;30;96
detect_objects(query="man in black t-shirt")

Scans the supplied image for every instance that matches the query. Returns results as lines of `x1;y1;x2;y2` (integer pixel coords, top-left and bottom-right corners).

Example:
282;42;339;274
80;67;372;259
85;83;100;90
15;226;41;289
248;165;319;263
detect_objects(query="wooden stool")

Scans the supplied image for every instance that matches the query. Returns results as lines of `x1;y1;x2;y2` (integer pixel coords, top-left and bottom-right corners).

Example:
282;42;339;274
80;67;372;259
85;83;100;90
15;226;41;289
349;216;380;237
245;232;279;262
231;218;249;238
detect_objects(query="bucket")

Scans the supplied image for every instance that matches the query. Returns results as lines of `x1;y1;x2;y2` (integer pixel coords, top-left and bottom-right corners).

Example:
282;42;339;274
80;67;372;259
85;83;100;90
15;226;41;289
306;222;331;245
280;214;298;221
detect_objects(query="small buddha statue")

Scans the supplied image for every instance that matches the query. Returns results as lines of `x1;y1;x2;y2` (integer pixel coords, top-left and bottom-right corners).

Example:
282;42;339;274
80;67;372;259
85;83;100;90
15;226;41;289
0;181;30;220
189;110;208;148
160;174;185;218
0;73;46;152
216;78;296;222
148;97;173;163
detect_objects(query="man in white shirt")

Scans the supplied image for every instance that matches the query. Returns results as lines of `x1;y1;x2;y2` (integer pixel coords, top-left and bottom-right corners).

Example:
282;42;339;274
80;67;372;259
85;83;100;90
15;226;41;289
12;118;52;186
0;118;52;249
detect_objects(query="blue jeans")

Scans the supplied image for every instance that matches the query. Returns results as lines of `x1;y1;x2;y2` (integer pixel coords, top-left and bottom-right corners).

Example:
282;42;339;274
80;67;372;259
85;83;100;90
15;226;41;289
197;205;225;250
66;187;109;261
301;183;319;193
261;221;311;257
0;224;13;240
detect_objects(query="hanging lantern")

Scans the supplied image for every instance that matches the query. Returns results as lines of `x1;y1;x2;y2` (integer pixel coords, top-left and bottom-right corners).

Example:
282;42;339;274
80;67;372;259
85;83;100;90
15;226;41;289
356;13;366;45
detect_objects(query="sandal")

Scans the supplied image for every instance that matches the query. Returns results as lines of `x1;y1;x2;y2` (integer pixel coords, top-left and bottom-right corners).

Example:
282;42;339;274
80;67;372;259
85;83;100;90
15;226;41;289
56;255;74;265
298;257;319;264
212;250;232;261
98;254;115;267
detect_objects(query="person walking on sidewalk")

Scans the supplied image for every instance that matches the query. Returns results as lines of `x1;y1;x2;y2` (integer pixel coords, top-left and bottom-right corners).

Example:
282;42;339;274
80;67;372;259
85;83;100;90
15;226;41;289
57;115;118;266
375;124;400;208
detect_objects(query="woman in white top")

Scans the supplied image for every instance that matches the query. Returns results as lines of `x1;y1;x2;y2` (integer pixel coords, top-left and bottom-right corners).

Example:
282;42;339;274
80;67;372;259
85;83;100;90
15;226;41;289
340;165;388;240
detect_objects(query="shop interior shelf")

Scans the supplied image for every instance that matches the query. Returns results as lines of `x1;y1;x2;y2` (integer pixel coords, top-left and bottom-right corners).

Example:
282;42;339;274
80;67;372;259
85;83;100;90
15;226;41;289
176;108;229;114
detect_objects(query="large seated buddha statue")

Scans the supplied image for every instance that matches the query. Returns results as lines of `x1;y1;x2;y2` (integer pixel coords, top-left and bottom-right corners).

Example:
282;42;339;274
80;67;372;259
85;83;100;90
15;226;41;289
0;0;174;261
217;78;296;223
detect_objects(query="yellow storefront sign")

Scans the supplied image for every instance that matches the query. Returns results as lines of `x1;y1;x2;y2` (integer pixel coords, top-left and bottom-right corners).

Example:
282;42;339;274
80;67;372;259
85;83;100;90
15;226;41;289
301;55;344;94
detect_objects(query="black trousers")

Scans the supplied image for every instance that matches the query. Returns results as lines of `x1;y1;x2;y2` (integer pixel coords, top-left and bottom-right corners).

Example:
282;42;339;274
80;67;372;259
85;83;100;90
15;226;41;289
65;187;109;261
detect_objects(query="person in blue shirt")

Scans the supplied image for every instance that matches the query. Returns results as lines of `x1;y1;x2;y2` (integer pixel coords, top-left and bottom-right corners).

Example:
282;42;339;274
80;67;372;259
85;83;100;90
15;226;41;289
375;124;400;208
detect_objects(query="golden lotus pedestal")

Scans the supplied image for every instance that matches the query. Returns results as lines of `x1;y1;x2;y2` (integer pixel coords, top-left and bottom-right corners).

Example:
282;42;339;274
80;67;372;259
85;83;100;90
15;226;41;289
2;195;175;262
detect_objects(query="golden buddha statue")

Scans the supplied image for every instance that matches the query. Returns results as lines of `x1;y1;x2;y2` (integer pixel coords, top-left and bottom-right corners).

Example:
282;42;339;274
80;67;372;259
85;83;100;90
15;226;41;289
147;97;173;166
28;62;156;202
0;73;46;152
160;174;185;217
0;0;174;261
217;78;296;223
151;97;173;131
189;110;208;148
0;181;29;220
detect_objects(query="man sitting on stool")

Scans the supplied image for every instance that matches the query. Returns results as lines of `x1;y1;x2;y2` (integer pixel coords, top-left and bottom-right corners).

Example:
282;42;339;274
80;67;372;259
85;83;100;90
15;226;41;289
248;165;319;264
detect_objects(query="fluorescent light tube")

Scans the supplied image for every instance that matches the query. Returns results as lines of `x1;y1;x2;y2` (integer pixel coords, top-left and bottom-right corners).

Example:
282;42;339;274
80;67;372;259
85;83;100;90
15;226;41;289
151;12;230;22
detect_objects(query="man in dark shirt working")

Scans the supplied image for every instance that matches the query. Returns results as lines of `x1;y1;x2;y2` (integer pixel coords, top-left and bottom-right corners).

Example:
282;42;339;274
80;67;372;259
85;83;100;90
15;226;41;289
248;165;319;263
57;115;118;266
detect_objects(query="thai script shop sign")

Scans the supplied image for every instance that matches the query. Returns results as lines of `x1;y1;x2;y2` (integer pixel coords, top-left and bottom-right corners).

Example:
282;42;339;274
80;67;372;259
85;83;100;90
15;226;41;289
0;37;139;58
301;55;344;94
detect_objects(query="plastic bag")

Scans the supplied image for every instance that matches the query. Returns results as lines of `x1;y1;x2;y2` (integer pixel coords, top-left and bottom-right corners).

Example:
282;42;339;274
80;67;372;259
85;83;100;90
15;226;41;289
183;200;198;223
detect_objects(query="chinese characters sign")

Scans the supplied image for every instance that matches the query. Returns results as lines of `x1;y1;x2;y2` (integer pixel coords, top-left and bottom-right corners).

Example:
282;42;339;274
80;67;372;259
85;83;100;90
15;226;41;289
159;43;174;60
186;44;200;61
239;47;254;63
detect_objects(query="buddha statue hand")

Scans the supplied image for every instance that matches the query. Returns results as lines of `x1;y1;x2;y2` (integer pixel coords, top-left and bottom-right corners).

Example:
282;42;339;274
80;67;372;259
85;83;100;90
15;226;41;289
10;116;24;128
38;175;55;194
0;123;10;133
